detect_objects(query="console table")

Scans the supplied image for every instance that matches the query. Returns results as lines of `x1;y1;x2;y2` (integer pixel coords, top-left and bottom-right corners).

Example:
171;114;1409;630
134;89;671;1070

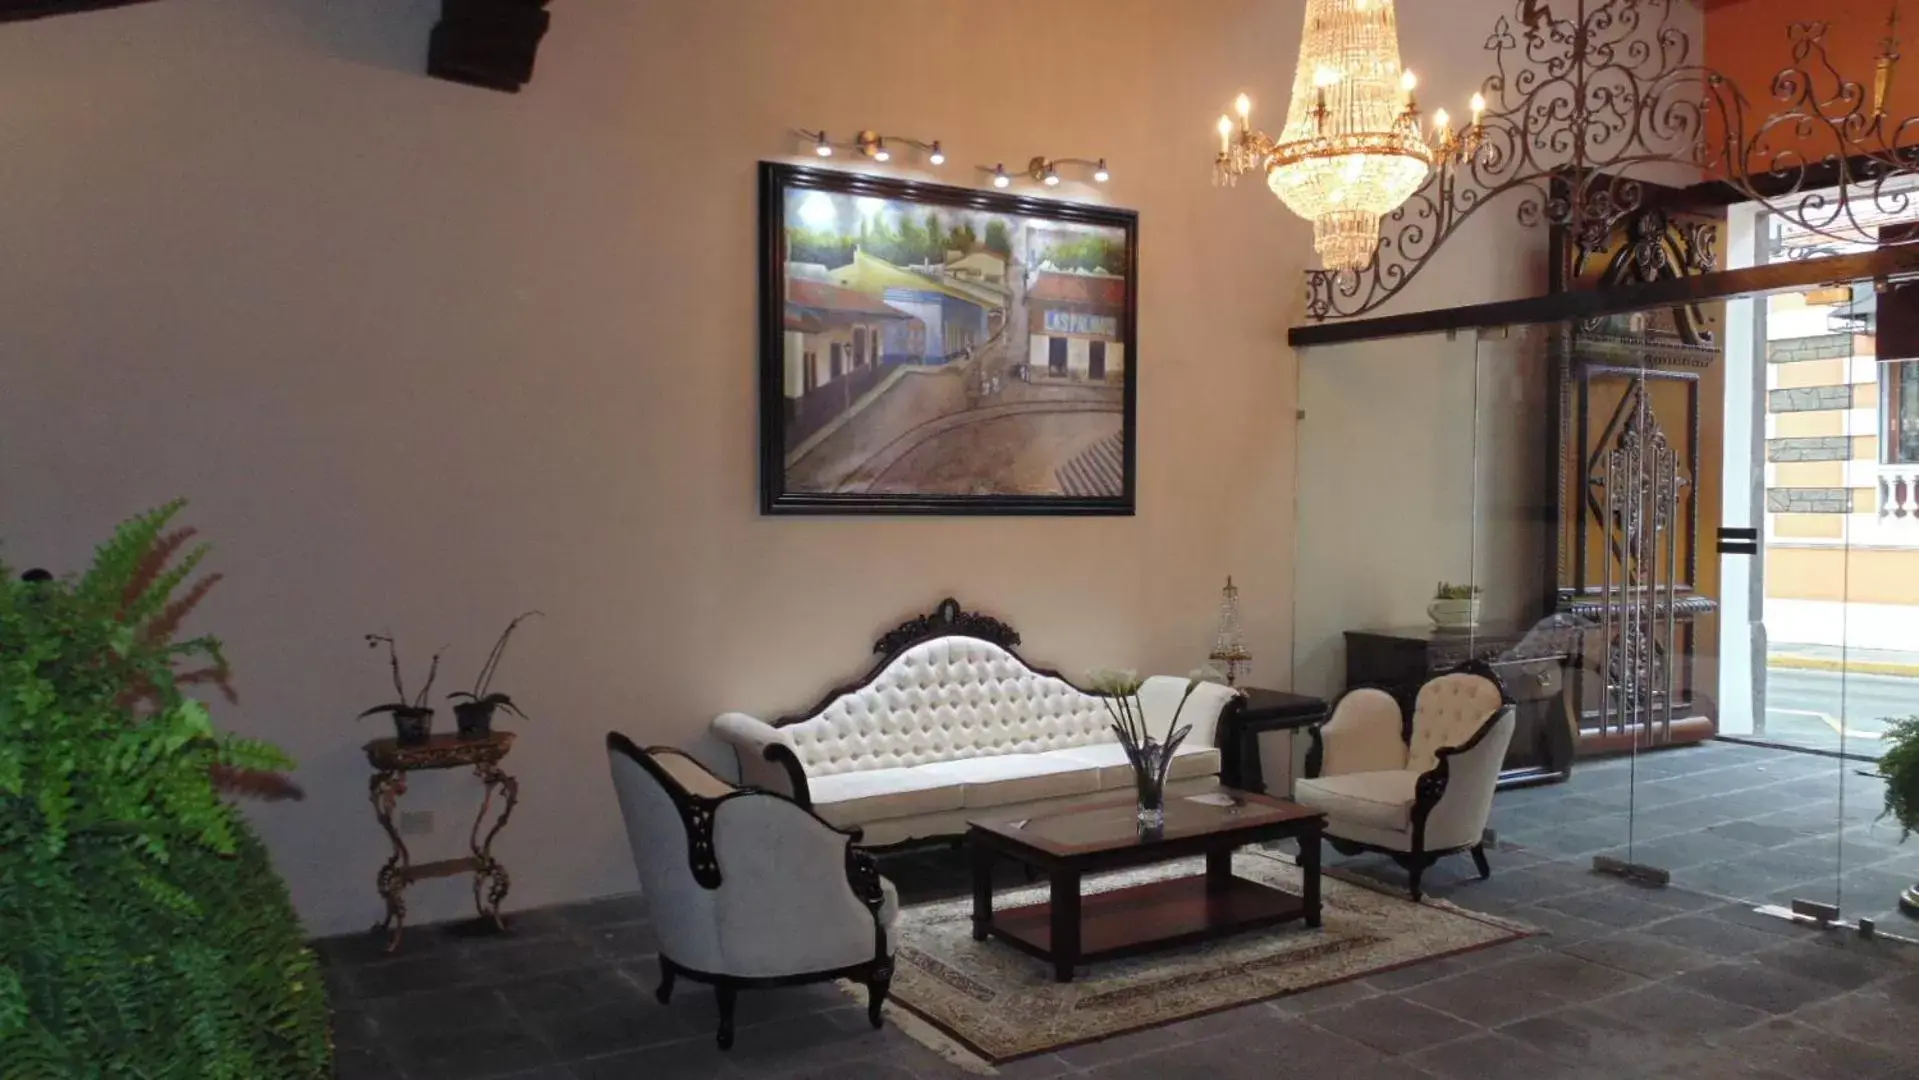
1217;688;1328;798
1344;626;1575;787
366;732;519;953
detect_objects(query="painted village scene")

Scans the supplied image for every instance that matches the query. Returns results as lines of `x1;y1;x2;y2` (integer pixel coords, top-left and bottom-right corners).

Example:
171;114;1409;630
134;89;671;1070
779;186;1130;498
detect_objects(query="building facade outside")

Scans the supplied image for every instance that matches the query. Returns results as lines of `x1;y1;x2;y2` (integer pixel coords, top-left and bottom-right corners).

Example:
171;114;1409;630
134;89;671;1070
1762;289;1919;654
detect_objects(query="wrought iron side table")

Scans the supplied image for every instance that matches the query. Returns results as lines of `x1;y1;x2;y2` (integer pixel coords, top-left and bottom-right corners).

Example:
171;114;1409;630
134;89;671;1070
365;731;518;953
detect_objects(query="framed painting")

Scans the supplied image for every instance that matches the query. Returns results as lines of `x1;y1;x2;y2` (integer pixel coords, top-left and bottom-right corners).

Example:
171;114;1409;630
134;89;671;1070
0;0;158;20
759;162;1138;515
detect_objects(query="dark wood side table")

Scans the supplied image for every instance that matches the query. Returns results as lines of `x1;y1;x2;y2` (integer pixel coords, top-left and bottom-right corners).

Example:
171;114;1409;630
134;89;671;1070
967;791;1324;983
1217;688;1328;797
1344;626;1575;787
366;731;519;953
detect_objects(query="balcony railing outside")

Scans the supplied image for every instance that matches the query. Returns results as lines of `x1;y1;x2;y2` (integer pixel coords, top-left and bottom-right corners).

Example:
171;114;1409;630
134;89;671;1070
1880;465;1919;520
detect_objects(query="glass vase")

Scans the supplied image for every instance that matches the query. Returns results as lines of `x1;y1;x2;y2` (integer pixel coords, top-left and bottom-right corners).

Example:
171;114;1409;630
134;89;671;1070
1134;754;1168;833
1129;735;1184;835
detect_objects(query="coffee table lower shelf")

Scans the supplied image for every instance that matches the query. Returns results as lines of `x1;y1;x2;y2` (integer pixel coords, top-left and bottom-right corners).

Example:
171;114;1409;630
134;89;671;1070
980;873;1311;979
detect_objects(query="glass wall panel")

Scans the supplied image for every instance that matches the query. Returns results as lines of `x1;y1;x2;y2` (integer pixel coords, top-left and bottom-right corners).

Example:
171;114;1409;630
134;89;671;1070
1638;252;1850;918
1293;277;1911;924
1292;331;1480;703
1291;331;1491;895
1468;323;1639;877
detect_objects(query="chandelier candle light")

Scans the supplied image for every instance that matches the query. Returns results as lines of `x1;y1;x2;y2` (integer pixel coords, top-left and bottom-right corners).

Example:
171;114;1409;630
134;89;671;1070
1214;0;1483;273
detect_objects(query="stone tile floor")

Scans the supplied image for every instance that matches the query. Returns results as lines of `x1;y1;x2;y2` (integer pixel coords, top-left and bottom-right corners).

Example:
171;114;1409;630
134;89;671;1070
1486;738;1918;929
320;741;1919;1080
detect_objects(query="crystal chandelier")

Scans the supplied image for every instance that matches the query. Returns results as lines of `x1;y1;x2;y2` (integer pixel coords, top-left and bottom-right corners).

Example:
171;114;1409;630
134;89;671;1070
1215;0;1477;273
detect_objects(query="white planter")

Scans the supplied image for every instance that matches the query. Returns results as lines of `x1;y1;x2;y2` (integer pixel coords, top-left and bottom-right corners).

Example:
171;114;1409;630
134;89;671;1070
1427;597;1481;630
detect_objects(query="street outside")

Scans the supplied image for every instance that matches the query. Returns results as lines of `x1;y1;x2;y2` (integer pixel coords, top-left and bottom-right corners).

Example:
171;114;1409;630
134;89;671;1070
1761;652;1919;757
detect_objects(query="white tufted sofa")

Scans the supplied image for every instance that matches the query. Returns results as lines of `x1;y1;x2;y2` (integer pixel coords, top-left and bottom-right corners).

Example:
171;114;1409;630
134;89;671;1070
713;635;1241;847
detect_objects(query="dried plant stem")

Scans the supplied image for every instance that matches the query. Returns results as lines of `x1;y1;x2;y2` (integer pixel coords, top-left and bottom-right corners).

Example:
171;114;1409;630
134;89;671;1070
380;636;406;701
416;648;447;708
474;610;541;696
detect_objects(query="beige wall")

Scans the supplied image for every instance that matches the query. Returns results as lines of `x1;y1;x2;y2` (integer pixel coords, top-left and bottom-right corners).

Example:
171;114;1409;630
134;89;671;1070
1770;547;1919;603
0;0;1386;935
1775;412;1845;438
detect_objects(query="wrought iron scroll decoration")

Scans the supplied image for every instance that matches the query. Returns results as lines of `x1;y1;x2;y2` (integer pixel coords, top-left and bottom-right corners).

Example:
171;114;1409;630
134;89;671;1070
1305;0;1919;321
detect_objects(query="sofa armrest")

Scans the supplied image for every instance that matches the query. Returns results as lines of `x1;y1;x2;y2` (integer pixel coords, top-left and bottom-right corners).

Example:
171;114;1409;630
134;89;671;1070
1413;707;1516;851
712;712;812;807
1307;687;1409;778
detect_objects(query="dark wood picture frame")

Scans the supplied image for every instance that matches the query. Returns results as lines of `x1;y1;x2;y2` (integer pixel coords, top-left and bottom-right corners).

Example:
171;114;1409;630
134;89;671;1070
759;162;1139;516
0;0;156;20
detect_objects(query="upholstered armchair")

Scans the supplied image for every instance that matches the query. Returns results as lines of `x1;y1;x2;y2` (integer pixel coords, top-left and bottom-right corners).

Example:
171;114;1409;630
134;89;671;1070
605;733;898;1049
1293;664;1517;901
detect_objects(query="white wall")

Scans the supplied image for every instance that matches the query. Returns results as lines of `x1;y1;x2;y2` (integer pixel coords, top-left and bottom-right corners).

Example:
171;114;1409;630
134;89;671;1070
0;0;1307;937
0;0;1527;936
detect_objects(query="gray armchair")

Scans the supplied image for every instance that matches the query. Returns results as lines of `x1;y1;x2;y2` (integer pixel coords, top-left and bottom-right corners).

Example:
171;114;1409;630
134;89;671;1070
605;733;898;1049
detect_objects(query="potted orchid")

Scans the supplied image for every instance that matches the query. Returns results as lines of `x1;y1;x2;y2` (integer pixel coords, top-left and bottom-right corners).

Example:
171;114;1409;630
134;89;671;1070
448;611;540;738
359;634;444;745
1087;667;1228;833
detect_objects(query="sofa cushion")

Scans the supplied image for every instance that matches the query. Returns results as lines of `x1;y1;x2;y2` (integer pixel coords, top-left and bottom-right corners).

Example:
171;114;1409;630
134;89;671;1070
806;767;966;827
1038;744;1222;791
1294;769;1419;833
917;754;1101;809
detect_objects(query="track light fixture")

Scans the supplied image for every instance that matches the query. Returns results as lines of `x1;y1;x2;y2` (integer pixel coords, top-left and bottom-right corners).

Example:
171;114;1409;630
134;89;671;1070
978;156;1113;191
794;128;948;167
1027;156;1112;186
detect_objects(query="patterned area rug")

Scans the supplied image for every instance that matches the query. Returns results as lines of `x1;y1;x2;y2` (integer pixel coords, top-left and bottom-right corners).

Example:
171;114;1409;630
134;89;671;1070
858;850;1529;1066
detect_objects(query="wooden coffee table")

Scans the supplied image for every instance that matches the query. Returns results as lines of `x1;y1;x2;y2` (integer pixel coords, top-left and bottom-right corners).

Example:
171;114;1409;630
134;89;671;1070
966;789;1325;982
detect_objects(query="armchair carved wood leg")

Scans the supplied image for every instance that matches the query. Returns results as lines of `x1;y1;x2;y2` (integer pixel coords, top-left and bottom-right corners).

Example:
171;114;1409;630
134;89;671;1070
715;984;737;1050
1394;852;1436;903
655;957;677;1005
1471;843;1492;880
866;961;893;1030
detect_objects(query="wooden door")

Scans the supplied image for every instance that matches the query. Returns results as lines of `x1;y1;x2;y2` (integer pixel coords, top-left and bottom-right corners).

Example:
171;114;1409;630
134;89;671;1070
1548;195;1728;757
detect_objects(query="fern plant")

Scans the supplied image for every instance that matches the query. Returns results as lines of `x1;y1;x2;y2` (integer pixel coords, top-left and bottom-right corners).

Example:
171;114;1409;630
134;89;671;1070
0;501;331;1079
